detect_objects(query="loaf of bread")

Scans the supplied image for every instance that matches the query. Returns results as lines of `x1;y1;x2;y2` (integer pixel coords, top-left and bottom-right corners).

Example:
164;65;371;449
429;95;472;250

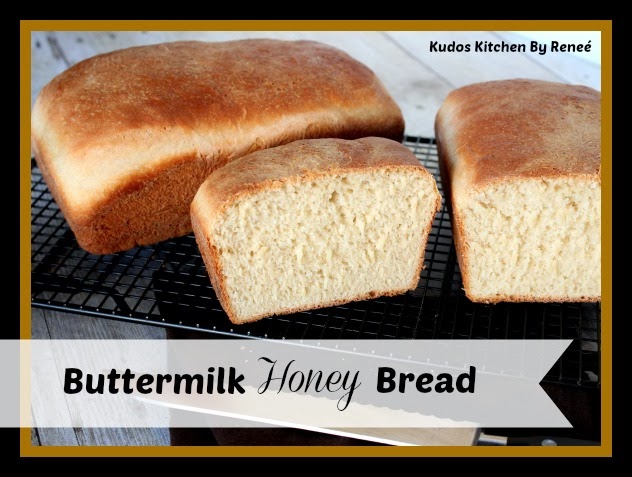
435;79;601;303
31;40;404;254
191;137;441;324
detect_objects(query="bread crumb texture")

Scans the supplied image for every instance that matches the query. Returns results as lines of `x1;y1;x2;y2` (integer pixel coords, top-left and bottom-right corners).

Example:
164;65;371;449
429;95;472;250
437;79;601;303
210;170;438;323
459;178;600;302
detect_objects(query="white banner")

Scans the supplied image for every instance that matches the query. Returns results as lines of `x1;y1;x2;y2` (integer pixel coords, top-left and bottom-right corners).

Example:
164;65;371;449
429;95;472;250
12;339;573;429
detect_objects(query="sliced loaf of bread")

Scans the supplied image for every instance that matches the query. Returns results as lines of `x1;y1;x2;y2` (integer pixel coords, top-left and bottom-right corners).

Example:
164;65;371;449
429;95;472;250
436;79;601;303
191;137;441;324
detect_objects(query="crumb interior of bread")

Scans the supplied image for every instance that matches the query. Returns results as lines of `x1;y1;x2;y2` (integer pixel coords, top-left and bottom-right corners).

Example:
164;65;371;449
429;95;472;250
211;169;437;322
460;177;601;300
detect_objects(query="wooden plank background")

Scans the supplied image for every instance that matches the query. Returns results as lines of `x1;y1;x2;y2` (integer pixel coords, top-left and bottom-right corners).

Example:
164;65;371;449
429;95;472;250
30;30;600;446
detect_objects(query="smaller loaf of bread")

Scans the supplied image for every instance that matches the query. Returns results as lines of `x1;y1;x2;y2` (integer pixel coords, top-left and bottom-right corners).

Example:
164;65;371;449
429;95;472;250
31;39;404;254
191;137;441;324
435;79;601;303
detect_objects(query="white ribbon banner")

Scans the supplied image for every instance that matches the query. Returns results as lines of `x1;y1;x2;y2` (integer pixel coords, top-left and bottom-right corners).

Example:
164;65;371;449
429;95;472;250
5;339;574;429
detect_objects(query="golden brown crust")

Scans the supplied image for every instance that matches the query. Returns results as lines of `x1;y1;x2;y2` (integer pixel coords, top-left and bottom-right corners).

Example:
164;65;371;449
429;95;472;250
193;136;430;219
191;212;237;321
222;286;420;325
32;39;405;254
464;293;600;304
191;137;441;324
436;79;601;190
436;79;601;304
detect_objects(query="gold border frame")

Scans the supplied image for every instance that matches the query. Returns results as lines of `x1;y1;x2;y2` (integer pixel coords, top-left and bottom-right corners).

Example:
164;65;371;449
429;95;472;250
20;19;612;457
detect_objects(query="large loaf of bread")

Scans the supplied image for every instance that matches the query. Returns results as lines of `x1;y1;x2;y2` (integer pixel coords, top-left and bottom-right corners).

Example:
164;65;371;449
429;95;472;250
31;40;404;254
191;137;441;324
435;79;601;303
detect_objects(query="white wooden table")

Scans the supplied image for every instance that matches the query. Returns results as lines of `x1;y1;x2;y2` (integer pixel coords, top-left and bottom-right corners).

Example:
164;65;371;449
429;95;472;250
30;30;600;446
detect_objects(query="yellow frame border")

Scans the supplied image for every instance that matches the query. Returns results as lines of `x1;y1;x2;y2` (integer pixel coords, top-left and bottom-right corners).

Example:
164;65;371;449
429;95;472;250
20;19;613;458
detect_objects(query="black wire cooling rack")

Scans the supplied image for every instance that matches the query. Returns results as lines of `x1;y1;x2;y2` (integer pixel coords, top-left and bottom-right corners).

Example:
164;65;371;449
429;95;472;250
31;136;600;387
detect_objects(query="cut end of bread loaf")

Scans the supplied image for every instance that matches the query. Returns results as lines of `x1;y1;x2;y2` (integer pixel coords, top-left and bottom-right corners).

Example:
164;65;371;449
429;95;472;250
457;177;600;303
191;137;441;324
436;79;601;303
205;170;438;323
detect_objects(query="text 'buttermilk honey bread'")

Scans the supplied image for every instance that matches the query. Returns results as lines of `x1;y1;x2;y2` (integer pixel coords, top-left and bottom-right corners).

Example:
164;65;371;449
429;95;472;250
31;40;405;254
191;137;441;324
435;79;601;303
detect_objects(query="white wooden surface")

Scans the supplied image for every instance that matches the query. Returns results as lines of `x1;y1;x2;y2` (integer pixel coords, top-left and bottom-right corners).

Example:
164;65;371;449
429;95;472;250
30;30;600;447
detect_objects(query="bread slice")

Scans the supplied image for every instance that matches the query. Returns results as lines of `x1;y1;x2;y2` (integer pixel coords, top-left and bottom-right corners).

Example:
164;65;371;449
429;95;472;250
31;40;404;254
435;79;601;303
191;137;441;324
